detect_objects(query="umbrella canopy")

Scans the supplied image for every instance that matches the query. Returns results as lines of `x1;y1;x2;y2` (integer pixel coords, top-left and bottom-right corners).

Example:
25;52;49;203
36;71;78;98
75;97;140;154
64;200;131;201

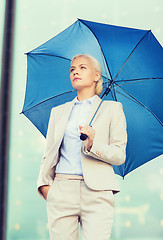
22;19;163;177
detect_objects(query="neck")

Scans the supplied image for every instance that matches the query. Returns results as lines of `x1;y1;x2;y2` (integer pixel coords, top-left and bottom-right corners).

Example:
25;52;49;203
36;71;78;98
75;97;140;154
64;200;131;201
77;88;95;101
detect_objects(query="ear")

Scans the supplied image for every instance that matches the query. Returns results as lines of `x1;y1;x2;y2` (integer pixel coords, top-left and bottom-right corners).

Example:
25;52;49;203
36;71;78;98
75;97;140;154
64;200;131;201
94;71;101;82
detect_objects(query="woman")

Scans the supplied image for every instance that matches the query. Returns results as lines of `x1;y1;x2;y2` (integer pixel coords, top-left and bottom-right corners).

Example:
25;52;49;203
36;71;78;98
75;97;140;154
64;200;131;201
37;54;127;240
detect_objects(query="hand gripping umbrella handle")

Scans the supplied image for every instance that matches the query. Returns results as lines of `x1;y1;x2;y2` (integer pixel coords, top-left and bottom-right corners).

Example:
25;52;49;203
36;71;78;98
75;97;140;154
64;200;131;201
80;125;92;141
79;88;109;142
79;99;103;141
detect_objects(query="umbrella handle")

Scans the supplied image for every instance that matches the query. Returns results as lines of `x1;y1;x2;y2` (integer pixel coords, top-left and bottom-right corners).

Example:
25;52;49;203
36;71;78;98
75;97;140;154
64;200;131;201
80;133;88;141
80;125;93;141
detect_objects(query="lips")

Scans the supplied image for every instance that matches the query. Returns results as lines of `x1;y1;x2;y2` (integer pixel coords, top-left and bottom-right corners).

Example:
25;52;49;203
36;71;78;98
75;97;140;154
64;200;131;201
73;77;81;81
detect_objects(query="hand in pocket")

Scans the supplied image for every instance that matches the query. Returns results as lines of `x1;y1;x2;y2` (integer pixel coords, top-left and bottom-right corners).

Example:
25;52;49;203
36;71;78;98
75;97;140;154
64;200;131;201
40;185;51;200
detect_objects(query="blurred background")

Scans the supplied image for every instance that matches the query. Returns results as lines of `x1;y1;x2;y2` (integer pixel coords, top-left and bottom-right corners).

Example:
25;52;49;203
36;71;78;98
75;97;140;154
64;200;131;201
0;0;163;239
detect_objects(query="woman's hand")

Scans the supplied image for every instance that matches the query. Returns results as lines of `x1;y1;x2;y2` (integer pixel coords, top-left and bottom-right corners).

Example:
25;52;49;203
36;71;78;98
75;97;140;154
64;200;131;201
39;185;51;200
79;125;95;151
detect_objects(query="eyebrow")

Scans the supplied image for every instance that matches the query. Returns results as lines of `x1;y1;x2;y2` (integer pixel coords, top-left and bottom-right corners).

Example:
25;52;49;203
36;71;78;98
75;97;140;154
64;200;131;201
70;64;87;69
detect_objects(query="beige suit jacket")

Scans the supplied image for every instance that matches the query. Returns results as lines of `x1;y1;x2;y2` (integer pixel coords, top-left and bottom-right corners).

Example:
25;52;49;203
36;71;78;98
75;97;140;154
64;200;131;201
37;95;127;197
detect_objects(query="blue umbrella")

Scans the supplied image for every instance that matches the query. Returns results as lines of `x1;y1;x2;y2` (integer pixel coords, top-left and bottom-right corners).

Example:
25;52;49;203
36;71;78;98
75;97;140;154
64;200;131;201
22;19;163;177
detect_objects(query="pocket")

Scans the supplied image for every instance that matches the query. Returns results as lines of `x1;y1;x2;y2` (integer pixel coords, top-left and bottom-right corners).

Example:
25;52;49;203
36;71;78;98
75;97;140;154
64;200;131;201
46;184;53;201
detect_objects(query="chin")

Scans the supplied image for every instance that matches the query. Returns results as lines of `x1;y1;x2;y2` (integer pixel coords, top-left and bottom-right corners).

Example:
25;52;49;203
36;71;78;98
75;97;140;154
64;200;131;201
72;83;85;90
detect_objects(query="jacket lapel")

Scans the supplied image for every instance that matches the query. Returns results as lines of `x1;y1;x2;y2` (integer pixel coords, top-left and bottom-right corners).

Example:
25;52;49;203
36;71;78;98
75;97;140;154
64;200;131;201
54;98;75;143
43;99;75;175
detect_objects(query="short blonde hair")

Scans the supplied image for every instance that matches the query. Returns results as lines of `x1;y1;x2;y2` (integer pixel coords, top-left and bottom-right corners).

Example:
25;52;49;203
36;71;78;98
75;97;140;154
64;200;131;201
71;54;103;96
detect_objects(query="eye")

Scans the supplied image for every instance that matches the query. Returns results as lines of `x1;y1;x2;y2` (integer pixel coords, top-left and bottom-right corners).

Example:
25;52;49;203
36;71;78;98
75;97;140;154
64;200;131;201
70;68;75;72
81;66;86;70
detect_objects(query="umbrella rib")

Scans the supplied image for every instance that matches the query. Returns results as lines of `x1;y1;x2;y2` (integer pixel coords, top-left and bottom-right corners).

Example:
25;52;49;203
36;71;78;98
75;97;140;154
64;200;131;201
113;30;151;82
21;90;76;113
112;85;117;101
27;52;71;62
110;90;115;100
114;83;163;126
114;89;144;106
115;78;163;87
78;19;113;82
116;77;163;83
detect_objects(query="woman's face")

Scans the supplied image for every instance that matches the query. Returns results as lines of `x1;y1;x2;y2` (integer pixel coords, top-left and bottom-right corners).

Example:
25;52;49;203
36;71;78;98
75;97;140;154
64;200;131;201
70;56;100;92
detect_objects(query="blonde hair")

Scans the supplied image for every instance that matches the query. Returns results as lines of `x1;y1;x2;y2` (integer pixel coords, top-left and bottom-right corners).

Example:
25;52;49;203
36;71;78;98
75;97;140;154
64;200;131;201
71;54;103;96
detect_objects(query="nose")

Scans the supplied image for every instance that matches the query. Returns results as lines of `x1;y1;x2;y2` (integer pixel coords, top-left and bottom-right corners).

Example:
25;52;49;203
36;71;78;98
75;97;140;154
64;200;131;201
73;69;79;75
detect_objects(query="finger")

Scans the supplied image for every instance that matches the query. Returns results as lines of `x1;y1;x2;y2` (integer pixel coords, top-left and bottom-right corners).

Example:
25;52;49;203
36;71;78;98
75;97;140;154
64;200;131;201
80;127;89;135
83;126;95;137
80;126;94;135
80;128;95;140
81;125;94;132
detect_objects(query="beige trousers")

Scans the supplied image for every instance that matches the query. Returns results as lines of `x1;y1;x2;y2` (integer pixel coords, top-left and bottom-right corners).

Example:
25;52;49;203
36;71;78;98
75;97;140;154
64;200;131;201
46;177;114;240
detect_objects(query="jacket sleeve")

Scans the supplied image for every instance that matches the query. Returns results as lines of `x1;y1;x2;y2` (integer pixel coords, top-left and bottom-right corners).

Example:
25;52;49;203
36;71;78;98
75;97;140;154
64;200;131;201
82;102;127;166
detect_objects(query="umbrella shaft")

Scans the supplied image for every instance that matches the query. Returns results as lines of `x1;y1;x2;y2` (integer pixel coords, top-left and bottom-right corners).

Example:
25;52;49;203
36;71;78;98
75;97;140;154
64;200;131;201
89;87;111;126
